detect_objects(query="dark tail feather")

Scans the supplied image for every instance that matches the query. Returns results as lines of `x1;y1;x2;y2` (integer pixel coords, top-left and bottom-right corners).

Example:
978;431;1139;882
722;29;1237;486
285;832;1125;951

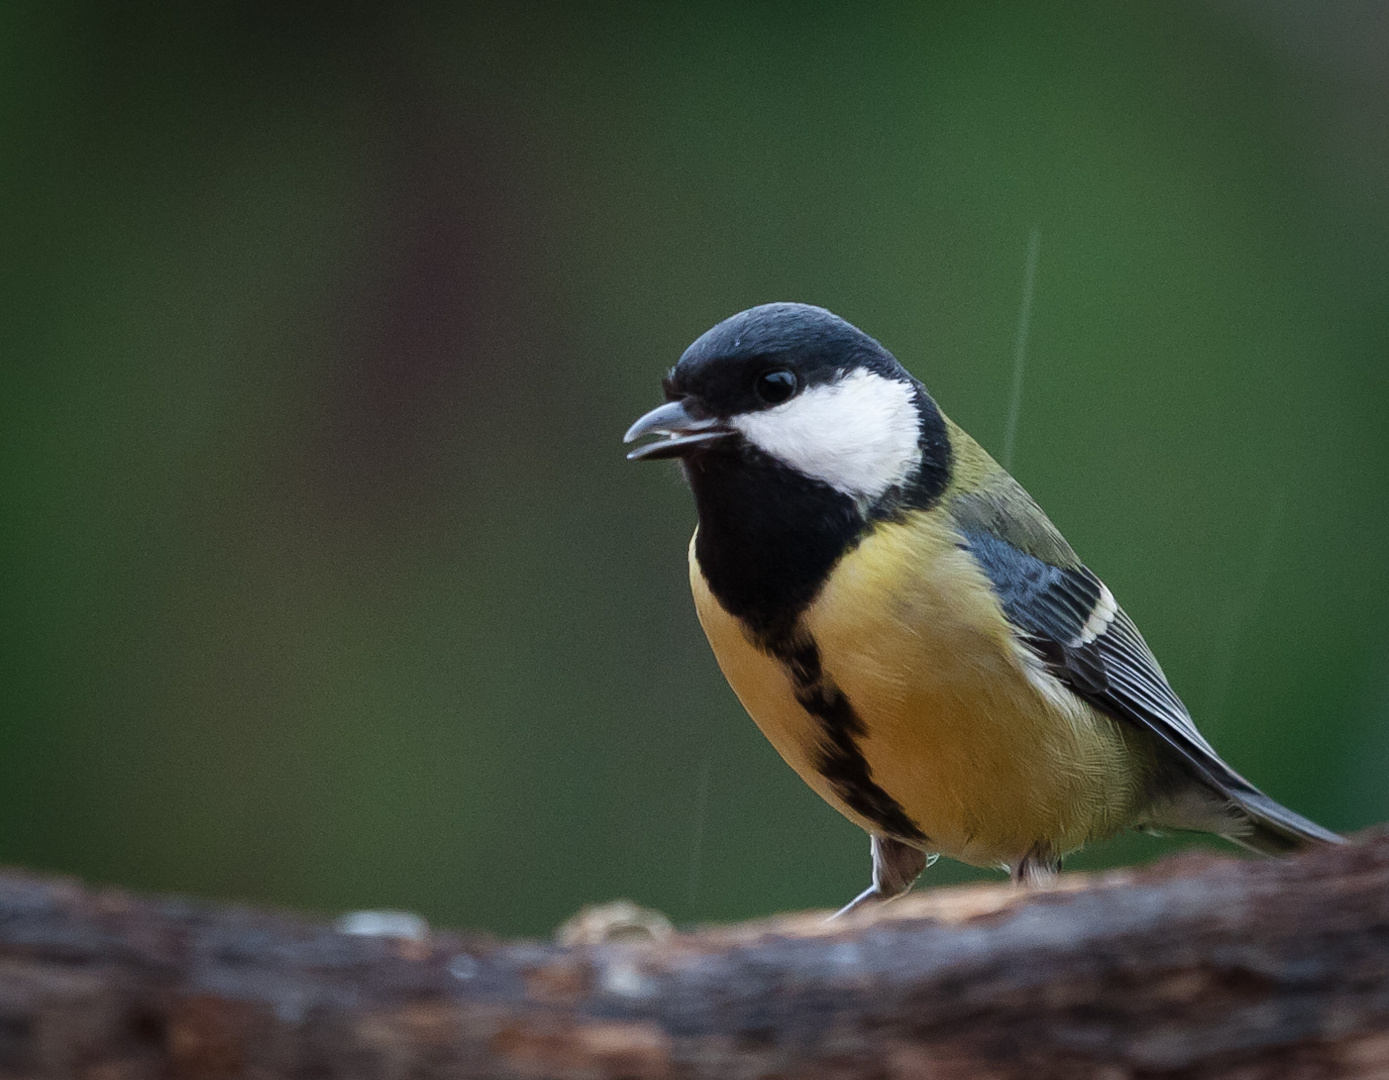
1224;788;1345;856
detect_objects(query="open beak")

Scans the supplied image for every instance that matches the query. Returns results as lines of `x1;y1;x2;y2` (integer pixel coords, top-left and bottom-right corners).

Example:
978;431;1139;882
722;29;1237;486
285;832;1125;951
624;400;733;461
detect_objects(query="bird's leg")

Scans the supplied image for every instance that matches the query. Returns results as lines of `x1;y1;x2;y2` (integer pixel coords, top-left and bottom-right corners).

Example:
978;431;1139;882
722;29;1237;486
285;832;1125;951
831;835;929;920
1010;843;1060;887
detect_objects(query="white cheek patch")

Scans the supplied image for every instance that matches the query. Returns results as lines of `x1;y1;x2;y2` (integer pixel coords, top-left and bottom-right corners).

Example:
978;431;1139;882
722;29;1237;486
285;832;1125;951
731;369;922;499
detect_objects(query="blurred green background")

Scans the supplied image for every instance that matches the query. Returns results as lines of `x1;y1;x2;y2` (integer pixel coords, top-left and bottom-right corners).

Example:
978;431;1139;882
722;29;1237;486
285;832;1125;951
3;2;1387;938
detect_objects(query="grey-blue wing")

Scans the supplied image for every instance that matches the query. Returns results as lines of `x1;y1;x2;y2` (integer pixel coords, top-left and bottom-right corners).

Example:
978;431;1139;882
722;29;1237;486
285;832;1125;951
957;525;1342;851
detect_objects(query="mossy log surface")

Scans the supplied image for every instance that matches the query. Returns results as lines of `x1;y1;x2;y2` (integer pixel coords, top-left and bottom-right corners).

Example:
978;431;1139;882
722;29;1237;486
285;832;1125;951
1;831;1386;1079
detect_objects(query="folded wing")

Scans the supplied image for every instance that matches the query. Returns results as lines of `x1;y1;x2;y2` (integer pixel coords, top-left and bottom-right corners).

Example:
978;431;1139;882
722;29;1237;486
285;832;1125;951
950;481;1342;852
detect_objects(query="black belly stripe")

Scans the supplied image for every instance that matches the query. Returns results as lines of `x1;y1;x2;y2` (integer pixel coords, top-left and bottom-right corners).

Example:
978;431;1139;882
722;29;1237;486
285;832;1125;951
772;632;927;845
681;390;952;848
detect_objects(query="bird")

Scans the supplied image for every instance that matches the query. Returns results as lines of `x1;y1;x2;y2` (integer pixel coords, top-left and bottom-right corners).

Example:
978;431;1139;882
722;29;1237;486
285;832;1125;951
624;302;1343;917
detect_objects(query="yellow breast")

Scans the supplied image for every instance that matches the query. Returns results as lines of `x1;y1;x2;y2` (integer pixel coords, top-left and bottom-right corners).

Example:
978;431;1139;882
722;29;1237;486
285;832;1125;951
688;513;1153;869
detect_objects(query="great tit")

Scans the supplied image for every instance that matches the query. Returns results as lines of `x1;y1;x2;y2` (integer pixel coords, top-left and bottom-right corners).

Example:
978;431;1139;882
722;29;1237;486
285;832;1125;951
625;302;1342;916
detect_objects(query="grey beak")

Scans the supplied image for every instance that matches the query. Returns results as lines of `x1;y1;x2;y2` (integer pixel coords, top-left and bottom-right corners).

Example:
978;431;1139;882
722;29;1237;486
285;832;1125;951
624;400;733;461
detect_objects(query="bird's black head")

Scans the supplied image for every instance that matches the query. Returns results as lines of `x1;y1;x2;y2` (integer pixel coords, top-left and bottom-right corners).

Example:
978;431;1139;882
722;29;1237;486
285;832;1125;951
626;303;949;509
625;303;953;637
664;302;907;415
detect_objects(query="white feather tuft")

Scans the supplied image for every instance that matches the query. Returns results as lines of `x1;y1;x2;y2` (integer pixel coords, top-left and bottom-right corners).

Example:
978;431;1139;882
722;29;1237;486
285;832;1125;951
1076;584;1117;646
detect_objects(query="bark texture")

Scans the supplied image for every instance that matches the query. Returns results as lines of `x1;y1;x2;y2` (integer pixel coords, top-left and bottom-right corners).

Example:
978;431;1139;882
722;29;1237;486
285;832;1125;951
1;832;1386;1079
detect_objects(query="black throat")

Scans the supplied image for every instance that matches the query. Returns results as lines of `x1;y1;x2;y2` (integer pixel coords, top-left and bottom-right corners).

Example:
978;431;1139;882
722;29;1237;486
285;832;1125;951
686;389;952;647
687;443;861;647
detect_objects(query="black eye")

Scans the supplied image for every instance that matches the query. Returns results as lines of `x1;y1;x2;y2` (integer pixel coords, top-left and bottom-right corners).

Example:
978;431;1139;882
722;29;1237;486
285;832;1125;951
755;368;797;404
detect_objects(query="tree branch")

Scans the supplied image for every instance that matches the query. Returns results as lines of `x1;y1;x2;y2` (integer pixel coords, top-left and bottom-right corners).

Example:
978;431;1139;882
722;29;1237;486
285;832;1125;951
2;831;1386;1078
